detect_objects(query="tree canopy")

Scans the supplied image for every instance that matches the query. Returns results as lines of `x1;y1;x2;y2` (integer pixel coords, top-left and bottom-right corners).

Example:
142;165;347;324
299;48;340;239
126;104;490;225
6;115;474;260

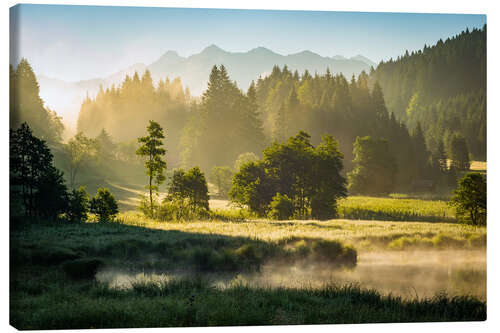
10;59;64;144
449;173;486;226
10;123;68;219
230;131;346;219
182;65;265;170
347;136;397;196
136;121;167;211
371;26;486;160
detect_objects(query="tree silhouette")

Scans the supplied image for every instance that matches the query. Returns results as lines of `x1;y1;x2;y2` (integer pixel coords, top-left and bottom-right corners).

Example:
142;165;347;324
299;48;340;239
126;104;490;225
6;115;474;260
90;188;119;222
10;123;68;219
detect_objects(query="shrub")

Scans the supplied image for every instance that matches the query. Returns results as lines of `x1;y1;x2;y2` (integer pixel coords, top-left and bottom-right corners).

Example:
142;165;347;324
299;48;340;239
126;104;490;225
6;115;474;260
294;240;311;257
268;193;294;220
137;193;159;219
311;240;357;267
66;186;90;222
166;167;210;217
191;248;218;271
157;198;209;221
90;188;119;222
235;244;260;265
431;234;464;248
62;258;104;280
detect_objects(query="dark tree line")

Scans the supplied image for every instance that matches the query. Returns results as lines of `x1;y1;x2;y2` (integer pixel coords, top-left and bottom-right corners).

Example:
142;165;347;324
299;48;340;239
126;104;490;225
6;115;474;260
371;25;486;160
10;123;67;219
10;123;119;222
253;66;454;193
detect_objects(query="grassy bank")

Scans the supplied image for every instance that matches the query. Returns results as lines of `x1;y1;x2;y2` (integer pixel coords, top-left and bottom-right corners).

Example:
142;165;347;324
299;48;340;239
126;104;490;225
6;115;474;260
11;276;485;329
10;218;486;329
116;212;485;251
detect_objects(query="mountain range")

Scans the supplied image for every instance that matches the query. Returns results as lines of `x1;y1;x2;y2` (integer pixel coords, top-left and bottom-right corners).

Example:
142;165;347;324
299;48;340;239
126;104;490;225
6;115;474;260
37;45;376;131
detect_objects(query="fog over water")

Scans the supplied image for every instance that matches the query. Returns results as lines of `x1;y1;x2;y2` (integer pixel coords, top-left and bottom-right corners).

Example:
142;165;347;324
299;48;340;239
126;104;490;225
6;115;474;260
97;250;486;300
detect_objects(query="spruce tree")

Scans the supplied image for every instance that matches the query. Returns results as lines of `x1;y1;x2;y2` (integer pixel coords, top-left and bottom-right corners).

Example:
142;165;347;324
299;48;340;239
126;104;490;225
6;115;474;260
137;120;167;211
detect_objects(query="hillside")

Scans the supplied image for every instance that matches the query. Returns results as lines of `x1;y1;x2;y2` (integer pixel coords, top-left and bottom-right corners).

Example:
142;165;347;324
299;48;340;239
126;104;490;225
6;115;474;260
370;26;486;159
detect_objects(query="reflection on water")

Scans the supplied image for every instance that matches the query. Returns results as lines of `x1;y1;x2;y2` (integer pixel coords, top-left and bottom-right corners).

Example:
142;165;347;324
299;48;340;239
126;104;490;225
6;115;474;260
96;250;486;300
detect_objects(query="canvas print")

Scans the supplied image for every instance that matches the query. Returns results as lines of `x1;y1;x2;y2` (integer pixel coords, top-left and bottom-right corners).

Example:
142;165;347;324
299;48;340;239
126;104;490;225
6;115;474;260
9;3;487;329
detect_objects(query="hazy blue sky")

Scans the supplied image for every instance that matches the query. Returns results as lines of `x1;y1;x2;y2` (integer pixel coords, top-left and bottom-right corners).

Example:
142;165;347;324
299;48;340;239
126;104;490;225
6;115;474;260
10;4;486;82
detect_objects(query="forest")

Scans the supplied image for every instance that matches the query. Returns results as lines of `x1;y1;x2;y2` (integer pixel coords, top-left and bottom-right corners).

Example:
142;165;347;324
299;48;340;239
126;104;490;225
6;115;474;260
68;26;485;197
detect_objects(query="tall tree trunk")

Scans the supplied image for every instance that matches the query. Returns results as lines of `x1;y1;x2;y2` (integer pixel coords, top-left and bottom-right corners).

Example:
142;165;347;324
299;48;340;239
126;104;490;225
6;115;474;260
149;151;153;211
149;175;153;211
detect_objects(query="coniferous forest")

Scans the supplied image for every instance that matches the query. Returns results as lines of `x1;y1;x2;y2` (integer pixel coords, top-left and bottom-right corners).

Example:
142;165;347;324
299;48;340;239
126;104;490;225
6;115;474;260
67;26;486;195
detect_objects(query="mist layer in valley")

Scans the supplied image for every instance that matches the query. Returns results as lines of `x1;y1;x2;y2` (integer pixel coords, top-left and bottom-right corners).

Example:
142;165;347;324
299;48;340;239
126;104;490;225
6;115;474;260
36;45;374;133
97;250;486;300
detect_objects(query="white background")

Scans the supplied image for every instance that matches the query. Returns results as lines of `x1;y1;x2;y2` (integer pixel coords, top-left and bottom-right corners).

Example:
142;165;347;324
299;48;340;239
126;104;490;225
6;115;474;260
2;1;498;332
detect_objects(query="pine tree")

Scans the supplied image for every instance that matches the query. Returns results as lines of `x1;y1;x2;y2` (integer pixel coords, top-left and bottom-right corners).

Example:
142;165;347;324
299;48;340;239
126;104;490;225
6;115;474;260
274;102;288;142
411;122;430;178
11;58;63;143
10;123;68;219
243;81;265;151
449;134;470;171
437;139;448;172
137;121;167;211
95;129;116;162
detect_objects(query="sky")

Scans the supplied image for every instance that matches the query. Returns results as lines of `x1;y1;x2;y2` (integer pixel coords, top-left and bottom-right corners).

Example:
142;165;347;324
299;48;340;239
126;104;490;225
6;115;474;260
10;4;486;82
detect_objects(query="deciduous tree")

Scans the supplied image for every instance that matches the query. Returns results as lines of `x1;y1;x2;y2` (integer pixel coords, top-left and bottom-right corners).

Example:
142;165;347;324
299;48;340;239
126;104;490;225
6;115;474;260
449;173;486;226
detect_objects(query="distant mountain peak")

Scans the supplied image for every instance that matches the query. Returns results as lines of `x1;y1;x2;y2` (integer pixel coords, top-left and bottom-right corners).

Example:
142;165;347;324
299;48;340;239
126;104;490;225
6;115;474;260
161;50;180;58
350;55;376;67
156;50;183;65
248;46;275;54
332;55;347;60
202;44;225;54
290;50;320;57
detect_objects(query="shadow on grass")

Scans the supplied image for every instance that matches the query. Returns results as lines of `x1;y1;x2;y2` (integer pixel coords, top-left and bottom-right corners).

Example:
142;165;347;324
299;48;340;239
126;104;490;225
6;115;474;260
10;220;356;278
10;219;486;329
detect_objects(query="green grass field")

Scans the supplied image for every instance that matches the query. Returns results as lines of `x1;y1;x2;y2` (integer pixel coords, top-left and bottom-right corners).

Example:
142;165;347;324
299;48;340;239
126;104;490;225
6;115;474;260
116;210;484;251
10;206;486;329
337;196;455;222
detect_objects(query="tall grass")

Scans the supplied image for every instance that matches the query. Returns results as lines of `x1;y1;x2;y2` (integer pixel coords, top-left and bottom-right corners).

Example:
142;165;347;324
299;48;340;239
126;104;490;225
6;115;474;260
114;211;485;251
338;196;455;222
10;275;485;329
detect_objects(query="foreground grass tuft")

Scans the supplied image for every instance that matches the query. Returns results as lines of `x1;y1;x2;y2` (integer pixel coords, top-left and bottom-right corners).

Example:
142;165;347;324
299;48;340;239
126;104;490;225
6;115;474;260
10;276;485;329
